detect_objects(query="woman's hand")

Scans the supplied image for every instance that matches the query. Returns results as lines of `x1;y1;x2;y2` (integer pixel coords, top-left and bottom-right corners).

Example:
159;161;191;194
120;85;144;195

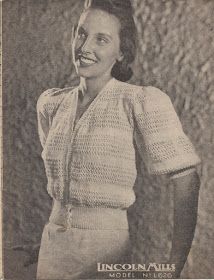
13;243;40;267
169;170;200;278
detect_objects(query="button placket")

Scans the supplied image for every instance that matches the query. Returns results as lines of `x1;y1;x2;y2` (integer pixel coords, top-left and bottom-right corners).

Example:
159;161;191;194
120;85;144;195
63;91;79;205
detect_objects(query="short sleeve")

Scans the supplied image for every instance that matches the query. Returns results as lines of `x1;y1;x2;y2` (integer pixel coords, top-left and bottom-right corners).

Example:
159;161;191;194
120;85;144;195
133;86;201;175
36;88;60;148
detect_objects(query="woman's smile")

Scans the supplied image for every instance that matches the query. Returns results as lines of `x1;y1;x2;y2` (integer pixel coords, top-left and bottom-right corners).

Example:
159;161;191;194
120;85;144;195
77;54;98;67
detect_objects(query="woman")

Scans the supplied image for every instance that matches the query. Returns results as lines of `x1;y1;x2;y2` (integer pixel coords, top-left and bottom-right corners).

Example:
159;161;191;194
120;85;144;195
36;0;201;279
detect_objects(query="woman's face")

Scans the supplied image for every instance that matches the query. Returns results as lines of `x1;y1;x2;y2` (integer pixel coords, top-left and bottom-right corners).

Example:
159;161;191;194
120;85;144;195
72;8;123;80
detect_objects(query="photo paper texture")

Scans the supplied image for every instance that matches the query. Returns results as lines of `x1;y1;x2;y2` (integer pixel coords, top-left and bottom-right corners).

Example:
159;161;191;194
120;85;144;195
2;0;214;279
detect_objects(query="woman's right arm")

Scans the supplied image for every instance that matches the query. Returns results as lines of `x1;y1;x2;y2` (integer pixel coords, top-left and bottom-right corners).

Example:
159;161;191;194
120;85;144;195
36;88;60;148
12;88;62;266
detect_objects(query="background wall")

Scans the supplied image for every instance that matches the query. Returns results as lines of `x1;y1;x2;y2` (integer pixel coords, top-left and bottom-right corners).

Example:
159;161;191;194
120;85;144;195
3;0;214;279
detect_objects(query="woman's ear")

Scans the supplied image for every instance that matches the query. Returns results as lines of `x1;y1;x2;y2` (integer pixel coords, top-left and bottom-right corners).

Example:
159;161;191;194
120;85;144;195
117;52;124;62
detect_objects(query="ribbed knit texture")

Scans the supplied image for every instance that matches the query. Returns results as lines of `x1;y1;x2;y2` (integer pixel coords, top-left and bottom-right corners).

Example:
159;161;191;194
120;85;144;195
37;78;201;207
49;200;129;230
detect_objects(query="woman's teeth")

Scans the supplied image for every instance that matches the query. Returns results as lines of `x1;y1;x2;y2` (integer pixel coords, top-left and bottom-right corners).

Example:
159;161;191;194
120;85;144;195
80;57;97;65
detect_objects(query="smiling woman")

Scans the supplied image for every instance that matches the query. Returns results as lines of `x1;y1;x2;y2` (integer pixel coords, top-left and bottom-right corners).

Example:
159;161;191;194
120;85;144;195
72;8;123;82
35;0;201;279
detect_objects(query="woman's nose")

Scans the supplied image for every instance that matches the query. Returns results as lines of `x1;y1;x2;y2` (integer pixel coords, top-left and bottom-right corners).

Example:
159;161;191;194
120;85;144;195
80;37;94;53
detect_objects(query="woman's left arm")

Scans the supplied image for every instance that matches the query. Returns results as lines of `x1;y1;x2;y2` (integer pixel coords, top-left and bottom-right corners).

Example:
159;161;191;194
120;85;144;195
132;86;201;277
169;170;200;278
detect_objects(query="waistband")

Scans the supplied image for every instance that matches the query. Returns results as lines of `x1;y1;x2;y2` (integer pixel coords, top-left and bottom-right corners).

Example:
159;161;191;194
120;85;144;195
49;199;129;230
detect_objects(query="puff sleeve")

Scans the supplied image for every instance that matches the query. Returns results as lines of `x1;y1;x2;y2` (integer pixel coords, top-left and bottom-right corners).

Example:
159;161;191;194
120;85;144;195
36;88;60;148
133;86;201;175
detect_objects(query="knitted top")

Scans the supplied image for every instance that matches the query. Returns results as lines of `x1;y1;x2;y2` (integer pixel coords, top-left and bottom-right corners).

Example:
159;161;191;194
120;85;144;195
37;78;201;209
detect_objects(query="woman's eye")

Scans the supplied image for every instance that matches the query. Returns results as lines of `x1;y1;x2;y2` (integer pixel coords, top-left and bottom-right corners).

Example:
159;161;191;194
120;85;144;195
77;33;86;39
96;36;109;44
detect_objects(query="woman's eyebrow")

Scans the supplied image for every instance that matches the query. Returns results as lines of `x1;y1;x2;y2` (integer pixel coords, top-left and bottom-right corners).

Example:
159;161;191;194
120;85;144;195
78;24;113;40
96;32;113;40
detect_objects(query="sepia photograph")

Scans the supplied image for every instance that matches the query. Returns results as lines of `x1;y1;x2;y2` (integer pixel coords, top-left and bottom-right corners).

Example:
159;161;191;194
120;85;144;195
2;0;214;279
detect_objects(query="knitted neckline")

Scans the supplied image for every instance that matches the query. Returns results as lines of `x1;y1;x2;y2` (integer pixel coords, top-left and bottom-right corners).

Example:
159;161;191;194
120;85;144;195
73;77;116;132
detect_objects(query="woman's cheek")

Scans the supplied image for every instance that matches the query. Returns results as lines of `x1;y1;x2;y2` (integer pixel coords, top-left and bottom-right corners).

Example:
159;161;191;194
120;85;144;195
99;48;114;61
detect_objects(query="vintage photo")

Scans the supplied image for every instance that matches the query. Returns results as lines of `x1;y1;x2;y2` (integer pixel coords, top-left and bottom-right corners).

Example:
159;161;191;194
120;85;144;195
2;0;214;279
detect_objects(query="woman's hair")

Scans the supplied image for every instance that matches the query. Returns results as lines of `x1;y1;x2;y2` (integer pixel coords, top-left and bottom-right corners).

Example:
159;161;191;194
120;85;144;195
84;0;137;82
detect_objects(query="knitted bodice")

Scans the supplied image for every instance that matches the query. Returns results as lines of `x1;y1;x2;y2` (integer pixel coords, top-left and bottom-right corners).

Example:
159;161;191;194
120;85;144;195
37;78;201;208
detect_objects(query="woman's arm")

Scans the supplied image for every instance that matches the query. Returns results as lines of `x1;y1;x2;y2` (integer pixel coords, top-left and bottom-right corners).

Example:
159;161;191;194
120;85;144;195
169;170;200;278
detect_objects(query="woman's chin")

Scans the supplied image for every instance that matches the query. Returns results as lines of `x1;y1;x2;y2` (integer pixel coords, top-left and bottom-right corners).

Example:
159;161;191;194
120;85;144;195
77;72;95;80
76;68;100;80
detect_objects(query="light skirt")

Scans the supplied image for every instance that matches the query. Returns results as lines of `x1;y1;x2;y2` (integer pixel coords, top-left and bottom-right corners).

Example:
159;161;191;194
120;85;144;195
37;214;132;279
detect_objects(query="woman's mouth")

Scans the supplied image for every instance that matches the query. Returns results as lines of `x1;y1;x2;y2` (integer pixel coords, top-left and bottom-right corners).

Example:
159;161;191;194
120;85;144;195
78;55;97;66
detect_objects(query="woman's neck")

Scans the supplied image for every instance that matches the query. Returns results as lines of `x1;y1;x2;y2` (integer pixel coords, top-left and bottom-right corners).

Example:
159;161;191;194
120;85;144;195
79;75;113;99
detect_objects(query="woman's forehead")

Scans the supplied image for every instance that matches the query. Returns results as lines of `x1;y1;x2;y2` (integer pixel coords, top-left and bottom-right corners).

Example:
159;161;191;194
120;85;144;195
78;8;121;35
